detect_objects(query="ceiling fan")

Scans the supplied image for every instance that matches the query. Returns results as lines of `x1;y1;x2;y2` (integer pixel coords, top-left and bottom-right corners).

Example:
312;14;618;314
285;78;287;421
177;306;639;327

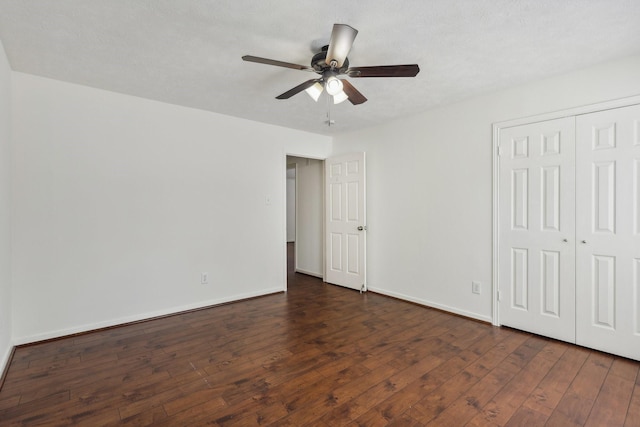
242;24;420;106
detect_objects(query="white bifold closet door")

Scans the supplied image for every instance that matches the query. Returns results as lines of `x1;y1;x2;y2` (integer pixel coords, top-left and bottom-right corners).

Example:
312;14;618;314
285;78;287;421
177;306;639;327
575;105;640;361
499;117;577;343
499;104;640;361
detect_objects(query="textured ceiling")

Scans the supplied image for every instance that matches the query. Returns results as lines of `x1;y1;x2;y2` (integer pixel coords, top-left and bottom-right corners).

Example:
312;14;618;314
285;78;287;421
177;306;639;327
1;0;639;135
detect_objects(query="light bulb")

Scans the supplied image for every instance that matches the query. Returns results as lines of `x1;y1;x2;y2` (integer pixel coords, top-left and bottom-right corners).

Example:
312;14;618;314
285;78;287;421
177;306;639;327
325;76;343;96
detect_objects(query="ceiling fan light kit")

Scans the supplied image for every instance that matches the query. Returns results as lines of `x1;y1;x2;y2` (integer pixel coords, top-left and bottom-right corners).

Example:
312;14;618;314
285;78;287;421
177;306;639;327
325;76;343;95
242;23;420;112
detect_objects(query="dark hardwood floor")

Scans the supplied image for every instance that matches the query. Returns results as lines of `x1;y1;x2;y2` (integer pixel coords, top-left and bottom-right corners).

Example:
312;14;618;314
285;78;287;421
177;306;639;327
1;244;639;426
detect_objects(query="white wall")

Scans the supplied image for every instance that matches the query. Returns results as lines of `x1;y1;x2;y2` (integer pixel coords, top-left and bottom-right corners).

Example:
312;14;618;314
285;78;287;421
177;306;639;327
11;73;331;343
8;53;640;348
286;156;323;277
332;54;640;322
0;40;12;373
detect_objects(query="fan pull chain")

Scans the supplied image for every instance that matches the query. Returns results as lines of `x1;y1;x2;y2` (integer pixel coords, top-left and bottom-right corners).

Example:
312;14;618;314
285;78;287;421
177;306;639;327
326;92;335;127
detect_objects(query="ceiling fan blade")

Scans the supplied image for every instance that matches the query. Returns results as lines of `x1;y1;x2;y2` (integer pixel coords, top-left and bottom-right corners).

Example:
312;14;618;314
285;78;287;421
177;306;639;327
325;24;358;68
341;80;367;105
242;55;314;71
347;64;420;78
276;79;322;99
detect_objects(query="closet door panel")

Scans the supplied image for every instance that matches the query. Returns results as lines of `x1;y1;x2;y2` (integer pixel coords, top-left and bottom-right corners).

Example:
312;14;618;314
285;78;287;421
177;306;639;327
499;118;576;343
576;104;640;361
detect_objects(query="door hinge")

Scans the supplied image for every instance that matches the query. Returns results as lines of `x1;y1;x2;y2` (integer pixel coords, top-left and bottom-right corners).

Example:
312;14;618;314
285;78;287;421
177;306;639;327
497;145;504;156
497;290;501;301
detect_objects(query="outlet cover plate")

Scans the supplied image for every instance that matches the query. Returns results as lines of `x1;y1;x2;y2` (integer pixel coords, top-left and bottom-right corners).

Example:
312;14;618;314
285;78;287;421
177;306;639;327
472;281;481;294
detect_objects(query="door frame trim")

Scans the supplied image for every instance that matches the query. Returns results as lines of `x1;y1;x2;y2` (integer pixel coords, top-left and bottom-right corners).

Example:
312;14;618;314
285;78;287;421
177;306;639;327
491;94;640;326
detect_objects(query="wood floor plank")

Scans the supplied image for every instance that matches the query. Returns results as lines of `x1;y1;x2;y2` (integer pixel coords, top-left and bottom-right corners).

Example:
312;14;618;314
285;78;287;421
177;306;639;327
425;366;517;426
352;379;430;426
318;360;400;425
338;354;444;424
111;405;169;426
410;332;529;424
625;374;640;427
521;345;590;417
546;352;614;427
465;338;565;426
584;361;637;427
503;406;549;427
0;244;638;425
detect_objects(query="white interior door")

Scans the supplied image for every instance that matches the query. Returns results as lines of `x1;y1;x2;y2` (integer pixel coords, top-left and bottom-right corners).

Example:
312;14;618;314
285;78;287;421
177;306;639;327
498;118;576;343
325;152;366;291
575;104;640;361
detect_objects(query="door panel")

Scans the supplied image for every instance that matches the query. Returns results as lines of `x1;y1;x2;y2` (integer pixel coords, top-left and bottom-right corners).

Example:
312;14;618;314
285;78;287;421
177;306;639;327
541;166;560;231
325;152;366;290
511;247;528;309
541;249;560;316
593;161;616;233
575;104;640;361
635;159;640;234
592;255;616;329
499;118;576;343
512;168;528;230
635;259;640;335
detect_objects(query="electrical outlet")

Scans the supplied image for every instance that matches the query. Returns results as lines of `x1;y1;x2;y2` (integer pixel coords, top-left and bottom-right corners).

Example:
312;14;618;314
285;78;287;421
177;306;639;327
472;281;481;295
201;272;209;284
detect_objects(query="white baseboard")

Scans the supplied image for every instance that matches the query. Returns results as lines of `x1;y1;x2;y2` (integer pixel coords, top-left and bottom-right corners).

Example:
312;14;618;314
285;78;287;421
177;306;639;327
13;288;283;346
10;286;492;347
0;343;13;380
367;286;492;324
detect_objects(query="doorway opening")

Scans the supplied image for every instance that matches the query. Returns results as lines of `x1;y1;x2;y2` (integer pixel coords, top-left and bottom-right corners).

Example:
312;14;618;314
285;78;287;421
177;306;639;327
285;156;324;288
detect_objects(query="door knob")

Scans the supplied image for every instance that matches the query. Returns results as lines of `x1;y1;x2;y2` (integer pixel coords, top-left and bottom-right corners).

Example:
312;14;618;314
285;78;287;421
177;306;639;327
581;240;587;244
357;226;367;231
563;239;568;242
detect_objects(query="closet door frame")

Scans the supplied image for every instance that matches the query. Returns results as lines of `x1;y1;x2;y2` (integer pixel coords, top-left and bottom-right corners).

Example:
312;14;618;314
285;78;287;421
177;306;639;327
492;94;640;326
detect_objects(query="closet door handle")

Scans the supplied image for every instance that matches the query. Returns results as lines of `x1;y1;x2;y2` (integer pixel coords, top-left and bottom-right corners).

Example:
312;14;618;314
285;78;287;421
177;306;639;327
562;239;568;242
581;240;587;244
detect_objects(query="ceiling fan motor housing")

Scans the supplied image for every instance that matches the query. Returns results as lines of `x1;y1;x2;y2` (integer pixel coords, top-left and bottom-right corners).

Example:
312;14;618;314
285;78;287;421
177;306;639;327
311;46;349;74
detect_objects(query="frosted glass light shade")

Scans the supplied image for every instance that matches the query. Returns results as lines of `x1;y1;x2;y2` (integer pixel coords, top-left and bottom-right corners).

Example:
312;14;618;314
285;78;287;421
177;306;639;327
333;90;349;104
305;82;324;102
